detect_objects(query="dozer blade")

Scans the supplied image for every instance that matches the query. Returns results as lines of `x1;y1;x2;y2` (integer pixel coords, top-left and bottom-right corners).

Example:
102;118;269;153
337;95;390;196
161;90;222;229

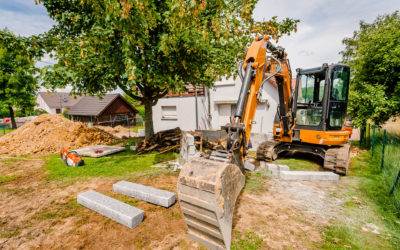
177;157;245;250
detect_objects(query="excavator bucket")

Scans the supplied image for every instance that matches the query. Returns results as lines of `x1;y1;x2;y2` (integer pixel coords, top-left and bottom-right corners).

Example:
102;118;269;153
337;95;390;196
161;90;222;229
177;157;245;249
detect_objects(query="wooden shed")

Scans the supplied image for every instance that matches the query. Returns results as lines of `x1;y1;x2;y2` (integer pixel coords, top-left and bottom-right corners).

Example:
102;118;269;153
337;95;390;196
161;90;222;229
67;94;138;126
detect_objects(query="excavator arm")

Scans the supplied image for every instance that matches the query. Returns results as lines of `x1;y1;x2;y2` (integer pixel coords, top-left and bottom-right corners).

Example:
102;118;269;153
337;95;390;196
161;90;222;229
177;35;293;250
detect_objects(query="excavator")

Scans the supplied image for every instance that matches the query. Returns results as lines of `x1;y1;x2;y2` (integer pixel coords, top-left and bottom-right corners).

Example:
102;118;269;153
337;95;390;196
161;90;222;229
177;35;351;249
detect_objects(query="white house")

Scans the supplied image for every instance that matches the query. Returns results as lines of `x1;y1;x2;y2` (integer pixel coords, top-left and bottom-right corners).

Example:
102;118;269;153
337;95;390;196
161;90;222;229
36;92;81;114
152;77;280;139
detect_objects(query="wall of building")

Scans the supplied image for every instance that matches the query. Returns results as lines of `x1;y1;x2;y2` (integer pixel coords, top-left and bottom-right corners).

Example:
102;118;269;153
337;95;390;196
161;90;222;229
209;77;279;137
36;95;53;114
152;96;209;133
152;77;279;136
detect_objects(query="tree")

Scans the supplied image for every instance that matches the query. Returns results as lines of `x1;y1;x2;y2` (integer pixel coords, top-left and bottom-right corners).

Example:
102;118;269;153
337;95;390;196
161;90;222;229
0;29;39;129
341;11;400;138
39;0;298;139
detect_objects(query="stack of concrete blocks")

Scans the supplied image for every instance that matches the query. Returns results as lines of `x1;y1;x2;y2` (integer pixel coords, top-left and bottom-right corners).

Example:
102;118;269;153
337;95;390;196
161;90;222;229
179;131;197;167
77;181;177;229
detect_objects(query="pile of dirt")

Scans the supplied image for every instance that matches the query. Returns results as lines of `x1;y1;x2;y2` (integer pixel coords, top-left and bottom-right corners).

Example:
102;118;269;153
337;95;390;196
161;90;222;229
0;114;116;156
96;125;134;138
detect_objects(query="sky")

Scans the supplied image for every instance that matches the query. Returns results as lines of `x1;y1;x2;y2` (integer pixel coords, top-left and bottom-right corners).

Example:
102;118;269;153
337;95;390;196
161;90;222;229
0;0;399;71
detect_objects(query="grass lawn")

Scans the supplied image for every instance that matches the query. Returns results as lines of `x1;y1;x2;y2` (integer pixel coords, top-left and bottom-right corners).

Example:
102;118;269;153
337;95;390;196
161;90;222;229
274;153;322;171
0;128;14;136
45;151;177;180
320;150;400;249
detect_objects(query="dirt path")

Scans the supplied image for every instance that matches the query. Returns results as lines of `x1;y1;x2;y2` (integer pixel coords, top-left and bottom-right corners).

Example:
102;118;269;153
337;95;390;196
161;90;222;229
0;157;391;249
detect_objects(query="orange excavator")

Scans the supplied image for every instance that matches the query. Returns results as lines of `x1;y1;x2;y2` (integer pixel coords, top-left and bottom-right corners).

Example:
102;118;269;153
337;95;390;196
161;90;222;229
177;35;351;249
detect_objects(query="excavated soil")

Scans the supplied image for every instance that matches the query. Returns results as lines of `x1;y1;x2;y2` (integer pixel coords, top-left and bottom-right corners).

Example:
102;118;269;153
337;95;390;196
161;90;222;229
96;125;136;139
0;115;116;156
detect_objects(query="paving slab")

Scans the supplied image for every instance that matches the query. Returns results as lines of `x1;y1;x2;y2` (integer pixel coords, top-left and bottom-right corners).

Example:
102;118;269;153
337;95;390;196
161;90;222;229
280;171;339;181
113;181;176;207
77;190;144;228
73;145;125;158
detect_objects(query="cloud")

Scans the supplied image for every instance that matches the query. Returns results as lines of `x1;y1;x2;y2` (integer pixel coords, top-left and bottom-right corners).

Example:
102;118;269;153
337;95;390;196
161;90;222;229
254;0;400;71
0;0;54;36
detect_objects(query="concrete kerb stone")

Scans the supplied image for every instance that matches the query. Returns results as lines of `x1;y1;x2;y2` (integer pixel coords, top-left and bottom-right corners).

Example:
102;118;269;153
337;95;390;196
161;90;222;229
257;162;290;177
279;171;340;182
113;181;176;207
77;190;144;228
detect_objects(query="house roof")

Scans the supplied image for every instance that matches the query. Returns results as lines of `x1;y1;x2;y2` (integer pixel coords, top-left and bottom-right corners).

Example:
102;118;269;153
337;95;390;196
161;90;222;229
39;92;82;109
39;92;137;116
67;94;122;116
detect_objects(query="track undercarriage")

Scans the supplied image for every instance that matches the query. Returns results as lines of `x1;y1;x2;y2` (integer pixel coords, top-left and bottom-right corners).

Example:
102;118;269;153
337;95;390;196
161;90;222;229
256;140;350;175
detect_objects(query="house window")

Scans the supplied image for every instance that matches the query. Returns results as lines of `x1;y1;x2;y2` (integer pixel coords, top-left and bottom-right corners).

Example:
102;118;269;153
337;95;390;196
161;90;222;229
56;109;61;114
161;106;177;120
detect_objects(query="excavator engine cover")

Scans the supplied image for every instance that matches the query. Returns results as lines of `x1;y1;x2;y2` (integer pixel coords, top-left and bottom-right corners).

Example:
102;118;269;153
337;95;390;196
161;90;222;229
177;157;245;249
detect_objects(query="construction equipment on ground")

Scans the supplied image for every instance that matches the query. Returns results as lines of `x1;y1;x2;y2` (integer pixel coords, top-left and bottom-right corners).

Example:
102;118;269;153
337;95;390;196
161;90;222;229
60;148;84;167
177;35;351;249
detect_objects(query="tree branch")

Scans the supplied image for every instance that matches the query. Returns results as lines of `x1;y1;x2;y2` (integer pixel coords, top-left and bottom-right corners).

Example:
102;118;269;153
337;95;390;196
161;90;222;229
118;84;143;101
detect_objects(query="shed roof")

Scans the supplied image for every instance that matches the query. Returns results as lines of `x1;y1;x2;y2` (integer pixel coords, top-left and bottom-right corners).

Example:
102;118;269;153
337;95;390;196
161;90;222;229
39;92;137;116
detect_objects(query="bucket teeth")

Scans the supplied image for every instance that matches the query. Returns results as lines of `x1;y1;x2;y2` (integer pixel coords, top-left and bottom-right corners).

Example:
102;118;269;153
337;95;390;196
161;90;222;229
177;157;245;250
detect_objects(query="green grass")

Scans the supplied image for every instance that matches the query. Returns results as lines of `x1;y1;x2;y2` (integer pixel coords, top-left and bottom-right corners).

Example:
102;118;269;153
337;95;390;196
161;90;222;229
45;151;177;180
320;142;400;250
274;154;321;171
244;172;268;194
0;175;17;185
0;128;13;136
321;224;362;250
131;124;144;133
232;231;263;250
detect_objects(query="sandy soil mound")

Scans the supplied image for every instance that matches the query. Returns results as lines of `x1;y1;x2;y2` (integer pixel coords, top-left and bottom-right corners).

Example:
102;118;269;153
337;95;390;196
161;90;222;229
96;125;135;138
0;114;116;156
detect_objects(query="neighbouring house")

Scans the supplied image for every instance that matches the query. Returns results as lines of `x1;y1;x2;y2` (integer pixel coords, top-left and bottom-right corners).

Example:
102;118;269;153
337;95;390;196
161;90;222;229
152;77;283;140
152;85;209;132
37;92;138;126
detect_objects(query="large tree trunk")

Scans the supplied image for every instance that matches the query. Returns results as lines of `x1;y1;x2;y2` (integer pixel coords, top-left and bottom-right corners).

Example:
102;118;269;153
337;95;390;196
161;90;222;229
8;105;17;129
144;99;154;140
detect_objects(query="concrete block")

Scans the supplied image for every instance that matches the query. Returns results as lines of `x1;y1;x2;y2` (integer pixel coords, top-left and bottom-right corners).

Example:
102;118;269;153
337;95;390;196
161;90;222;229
73;145;125;158
77;190;144;228
244;161;256;171
279;171;339;181
113;181;176;207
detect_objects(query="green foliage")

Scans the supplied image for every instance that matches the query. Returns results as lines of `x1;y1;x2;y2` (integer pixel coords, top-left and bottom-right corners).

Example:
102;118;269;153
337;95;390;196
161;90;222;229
0;29;39;120
45;151;176;180
341;11;400;127
38;0;298;137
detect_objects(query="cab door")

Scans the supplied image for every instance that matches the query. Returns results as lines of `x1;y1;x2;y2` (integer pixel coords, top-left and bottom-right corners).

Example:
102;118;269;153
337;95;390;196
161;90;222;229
327;65;350;130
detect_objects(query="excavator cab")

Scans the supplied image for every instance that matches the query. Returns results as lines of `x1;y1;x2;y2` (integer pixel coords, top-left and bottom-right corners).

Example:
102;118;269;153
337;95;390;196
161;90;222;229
293;64;350;134
263;63;352;174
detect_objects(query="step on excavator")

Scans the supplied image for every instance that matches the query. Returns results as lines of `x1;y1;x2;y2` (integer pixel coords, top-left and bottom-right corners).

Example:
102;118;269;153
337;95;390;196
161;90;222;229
177;35;351;249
